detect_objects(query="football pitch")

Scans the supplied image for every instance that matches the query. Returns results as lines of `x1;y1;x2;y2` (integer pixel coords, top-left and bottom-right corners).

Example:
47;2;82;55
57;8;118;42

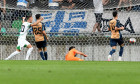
0;61;140;84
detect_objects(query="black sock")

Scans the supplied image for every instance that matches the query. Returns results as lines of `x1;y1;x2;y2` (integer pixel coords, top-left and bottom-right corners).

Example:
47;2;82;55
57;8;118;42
40;52;45;60
44;52;48;60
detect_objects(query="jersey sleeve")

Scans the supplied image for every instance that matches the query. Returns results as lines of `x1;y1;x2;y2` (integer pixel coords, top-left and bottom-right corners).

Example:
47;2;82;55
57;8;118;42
42;23;46;31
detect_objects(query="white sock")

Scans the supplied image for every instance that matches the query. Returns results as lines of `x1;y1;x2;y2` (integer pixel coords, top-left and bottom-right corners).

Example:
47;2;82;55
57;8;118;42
5;51;20;60
108;55;111;59
25;47;33;60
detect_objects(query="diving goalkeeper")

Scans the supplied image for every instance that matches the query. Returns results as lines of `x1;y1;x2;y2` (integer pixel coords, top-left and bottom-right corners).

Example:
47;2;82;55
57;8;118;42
65;46;87;61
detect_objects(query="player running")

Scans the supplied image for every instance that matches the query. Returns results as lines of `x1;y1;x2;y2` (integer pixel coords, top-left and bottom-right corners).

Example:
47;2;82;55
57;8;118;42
65;46;87;61
5;15;43;60
108;11;124;61
32;14;48;60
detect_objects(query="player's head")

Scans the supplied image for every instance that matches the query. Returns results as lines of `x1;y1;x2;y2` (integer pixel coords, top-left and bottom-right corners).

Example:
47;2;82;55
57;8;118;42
69;46;75;51
35;14;41;20
112;11;118;18
26;15;33;23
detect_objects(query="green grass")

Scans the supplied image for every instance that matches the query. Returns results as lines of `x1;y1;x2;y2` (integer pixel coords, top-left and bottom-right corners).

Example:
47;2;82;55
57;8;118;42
0;61;140;84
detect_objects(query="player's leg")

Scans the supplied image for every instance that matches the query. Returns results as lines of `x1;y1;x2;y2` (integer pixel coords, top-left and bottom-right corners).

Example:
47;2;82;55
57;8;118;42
35;41;46;60
67;57;84;61
118;38;124;61
43;47;48;60
108;39;117;61
42;41;48;60
38;48;46;60
5;49;21;60
25;44;33;60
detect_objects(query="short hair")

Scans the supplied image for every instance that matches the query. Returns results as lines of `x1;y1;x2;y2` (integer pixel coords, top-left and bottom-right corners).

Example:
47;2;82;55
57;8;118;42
69;46;75;51
35;14;41;20
112;11;118;17
25;12;32;20
26;15;32;20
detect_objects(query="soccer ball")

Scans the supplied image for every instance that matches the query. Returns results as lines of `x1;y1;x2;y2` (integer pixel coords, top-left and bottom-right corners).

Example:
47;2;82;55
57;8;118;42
129;38;136;43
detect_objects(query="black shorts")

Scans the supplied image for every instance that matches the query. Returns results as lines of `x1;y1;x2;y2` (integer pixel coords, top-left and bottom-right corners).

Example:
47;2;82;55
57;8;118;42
110;38;124;47
94;13;103;23
35;41;47;48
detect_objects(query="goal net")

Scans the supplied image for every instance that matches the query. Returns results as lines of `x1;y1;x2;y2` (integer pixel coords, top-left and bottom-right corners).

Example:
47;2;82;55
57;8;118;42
0;0;140;61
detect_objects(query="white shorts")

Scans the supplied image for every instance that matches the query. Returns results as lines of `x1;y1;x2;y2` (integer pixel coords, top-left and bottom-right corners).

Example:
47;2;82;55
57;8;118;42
17;38;30;50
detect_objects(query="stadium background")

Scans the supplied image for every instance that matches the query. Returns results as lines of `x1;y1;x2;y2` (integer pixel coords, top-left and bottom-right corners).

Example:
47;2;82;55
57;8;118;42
0;0;140;61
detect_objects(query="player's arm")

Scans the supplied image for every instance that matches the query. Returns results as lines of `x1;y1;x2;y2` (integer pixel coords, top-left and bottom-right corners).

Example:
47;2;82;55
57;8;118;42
42;31;48;41
42;23;48;41
30;17;44;27
75;50;87;57
108;28;110;31
22;17;26;23
108;25;111;31
115;21;124;30
115;26;124;31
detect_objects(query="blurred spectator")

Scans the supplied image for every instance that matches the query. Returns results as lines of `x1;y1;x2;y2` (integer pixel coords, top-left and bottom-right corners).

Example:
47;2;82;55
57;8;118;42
102;0;110;5
17;0;29;8
0;0;6;35
14;0;31;19
30;0;36;4
92;0;104;33
49;0;63;9
116;0;132;11
61;0;75;9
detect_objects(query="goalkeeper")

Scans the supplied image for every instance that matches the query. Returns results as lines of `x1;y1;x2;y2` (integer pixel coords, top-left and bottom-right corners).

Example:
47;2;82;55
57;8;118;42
65;46;87;61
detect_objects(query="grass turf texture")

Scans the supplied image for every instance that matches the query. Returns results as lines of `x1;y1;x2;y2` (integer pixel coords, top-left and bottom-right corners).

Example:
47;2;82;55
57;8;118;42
0;61;140;84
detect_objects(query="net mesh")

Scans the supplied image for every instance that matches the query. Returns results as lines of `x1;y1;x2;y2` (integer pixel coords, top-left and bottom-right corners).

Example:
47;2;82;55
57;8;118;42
0;0;140;61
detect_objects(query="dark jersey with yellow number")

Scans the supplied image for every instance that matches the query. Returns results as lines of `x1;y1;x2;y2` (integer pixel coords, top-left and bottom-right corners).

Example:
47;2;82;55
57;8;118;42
109;19;122;39
32;22;46;42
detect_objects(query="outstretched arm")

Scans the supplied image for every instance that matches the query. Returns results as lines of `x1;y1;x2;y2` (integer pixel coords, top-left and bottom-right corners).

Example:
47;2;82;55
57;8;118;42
75;50;87;57
30;17;44;26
